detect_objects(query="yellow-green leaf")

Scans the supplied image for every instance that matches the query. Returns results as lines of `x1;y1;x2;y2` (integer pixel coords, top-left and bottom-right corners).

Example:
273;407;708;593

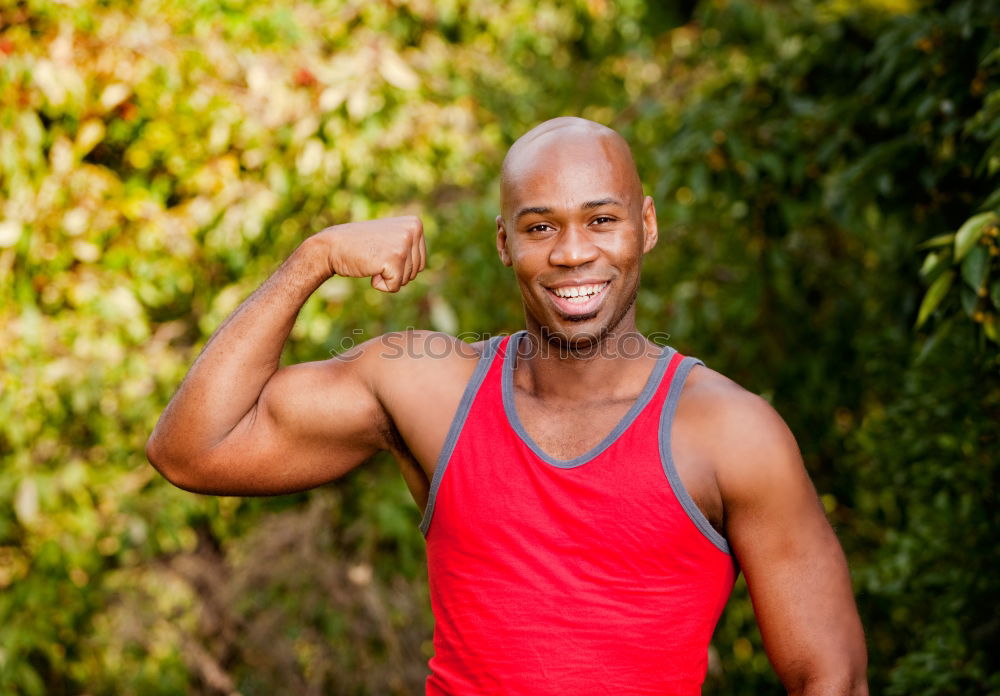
953;211;997;261
919;251;948;280
916;269;954;328
916;232;955;250
983;314;999;343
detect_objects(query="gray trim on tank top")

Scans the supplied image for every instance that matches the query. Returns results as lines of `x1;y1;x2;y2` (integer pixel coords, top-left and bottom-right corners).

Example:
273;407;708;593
501;330;676;469
419;335;505;536
658;356;732;554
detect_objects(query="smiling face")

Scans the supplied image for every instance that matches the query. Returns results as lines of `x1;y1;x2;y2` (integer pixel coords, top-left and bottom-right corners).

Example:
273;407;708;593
497;118;658;349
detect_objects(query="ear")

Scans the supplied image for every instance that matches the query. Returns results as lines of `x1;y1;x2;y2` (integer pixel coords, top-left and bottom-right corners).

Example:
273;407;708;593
496;214;512;267
641;195;658;254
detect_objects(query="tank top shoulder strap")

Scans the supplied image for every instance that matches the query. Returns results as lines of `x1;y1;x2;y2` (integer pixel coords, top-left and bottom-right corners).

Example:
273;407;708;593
419;334;507;534
655;352;731;554
633;345;688;421
652;350;701;400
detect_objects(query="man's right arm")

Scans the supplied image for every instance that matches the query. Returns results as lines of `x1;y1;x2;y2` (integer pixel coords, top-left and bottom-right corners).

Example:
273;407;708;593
145;216;426;495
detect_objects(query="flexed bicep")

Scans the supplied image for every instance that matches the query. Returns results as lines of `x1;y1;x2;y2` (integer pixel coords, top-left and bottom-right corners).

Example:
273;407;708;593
146;216;429;495
170;347;390;496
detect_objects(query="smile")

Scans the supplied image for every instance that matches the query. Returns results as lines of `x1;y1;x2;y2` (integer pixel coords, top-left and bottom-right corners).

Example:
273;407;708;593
546;282;609;316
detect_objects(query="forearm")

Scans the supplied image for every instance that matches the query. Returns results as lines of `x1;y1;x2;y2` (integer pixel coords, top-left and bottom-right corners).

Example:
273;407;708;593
148;235;331;468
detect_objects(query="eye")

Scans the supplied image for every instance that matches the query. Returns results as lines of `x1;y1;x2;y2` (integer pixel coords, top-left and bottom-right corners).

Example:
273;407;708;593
527;223;553;234
591;215;616;225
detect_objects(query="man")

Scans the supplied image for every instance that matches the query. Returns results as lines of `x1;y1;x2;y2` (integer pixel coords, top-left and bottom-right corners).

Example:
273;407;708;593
147;117;868;694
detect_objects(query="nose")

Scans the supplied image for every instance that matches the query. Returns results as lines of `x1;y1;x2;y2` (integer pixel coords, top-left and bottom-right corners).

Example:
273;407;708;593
548;223;599;268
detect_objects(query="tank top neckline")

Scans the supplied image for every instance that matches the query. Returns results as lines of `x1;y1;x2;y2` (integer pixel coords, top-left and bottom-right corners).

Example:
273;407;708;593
500;330;677;469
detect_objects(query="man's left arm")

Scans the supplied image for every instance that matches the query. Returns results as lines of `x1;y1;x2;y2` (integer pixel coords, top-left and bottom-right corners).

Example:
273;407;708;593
713;390;868;696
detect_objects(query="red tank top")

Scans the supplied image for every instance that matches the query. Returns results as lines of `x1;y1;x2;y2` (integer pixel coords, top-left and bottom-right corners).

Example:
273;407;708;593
421;332;736;695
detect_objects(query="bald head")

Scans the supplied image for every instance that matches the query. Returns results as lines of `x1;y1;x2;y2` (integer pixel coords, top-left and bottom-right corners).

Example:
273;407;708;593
494;117;658;346
500;117;643;220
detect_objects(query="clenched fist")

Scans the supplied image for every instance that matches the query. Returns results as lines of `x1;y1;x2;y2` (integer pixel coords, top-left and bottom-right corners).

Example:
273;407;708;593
316;216;427;292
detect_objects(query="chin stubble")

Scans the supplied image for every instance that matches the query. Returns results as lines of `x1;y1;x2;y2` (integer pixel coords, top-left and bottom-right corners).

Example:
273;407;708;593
542;279;640;354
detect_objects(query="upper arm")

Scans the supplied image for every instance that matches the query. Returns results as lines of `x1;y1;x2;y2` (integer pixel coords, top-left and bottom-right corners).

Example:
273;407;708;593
186;342;390;496
712;391;867;693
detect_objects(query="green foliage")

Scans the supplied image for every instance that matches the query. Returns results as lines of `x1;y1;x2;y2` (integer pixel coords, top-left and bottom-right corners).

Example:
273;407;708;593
0;0;658;693
620;0;1000;692
916;210;1000;341
1;0;998;694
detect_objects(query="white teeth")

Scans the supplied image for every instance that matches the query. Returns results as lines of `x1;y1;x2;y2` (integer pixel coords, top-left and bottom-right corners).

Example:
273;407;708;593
552;283;606;299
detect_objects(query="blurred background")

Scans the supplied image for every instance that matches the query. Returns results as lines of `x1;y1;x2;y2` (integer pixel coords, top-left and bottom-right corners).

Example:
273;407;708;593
1;0;998;693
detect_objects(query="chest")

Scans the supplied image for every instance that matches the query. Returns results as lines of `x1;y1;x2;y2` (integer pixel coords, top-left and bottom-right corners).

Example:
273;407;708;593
512;392;637;461
509;386;724;534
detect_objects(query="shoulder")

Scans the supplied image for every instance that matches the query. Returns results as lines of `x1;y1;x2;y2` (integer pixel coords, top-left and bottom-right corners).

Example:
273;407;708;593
679;364;803;503
329;329;488;404
680;365;793;444
331;329;484;369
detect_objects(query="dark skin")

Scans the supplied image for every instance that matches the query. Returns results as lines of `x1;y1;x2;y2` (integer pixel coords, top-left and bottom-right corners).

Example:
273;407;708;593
148;117;868;695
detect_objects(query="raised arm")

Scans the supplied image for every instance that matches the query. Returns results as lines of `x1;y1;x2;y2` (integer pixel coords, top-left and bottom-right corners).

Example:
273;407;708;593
711;387;868;696
146;216;426;495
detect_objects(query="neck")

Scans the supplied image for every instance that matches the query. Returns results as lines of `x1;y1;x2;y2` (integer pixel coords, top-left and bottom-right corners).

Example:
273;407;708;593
512;322;662;402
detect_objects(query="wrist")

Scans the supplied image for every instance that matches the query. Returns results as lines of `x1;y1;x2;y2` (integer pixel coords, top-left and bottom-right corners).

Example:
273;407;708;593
294;231;340;284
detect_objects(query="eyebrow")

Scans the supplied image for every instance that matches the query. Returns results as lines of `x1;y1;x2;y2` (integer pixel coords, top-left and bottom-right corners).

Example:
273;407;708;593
582;197;624;210
514;198;625;222
514;206;552;222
